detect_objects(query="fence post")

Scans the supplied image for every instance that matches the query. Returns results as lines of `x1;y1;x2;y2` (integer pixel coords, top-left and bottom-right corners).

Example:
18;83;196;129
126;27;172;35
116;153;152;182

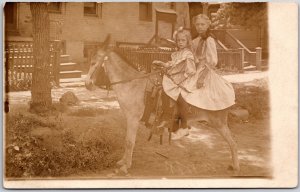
5;43;10;93
53;40;61;86
238;48;245;73
255;47;262;71
229;50;233;70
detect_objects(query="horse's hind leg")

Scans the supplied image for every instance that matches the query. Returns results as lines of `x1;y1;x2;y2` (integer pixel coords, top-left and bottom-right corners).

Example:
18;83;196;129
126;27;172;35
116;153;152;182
215;124;240;173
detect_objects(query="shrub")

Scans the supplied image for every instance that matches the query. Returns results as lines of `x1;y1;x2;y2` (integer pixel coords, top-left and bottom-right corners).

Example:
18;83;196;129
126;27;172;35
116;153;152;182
233;84;269;119
5;113;115;178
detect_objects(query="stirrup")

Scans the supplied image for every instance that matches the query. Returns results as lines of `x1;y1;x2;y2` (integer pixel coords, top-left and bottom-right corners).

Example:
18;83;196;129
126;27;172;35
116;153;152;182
157;121;168;128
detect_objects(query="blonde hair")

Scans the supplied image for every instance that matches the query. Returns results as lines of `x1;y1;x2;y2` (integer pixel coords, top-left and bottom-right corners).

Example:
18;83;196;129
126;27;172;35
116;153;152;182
192;14;211;26
173;27;192;48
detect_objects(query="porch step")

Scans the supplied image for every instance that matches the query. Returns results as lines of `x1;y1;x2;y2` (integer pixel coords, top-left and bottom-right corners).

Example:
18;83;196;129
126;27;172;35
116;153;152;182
243;65;257;71
261;65;268;71
60;55;71;63
243;61;250;66
60;76;85;87
60;62;78;71
60;70;82;79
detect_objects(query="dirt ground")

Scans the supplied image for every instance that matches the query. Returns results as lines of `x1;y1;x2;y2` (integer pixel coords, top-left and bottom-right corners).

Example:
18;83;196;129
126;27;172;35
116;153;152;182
5;86;272;179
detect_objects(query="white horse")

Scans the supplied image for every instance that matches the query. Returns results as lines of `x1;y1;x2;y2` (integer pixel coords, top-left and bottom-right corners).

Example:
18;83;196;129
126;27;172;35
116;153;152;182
85;35;240;174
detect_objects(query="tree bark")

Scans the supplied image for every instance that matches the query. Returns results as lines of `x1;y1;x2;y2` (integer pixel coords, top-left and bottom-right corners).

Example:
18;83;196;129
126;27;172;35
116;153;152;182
30;3;52;111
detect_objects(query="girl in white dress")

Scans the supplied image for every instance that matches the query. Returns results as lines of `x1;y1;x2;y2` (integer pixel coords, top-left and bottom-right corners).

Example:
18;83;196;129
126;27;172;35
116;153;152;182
160;15;236;140
181;14;235;111
153;28;196;139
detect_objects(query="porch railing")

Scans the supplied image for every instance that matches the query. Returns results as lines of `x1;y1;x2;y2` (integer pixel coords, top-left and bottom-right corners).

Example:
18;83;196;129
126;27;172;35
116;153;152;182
5;40;61;91
115;47;174;73
211;29;262;70
114;46;245;73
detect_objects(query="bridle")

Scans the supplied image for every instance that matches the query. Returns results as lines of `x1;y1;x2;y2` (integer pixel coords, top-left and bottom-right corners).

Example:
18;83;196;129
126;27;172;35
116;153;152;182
89;52;107;80
89;53;191;93
89;54;162;88
90;51;190;93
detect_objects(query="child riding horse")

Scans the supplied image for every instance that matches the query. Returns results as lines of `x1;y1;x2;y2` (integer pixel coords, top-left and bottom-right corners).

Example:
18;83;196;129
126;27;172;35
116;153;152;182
155;14;236;140
85;31;240;174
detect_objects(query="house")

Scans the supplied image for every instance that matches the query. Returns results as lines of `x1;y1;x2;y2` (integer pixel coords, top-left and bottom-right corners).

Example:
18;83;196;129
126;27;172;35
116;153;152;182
4;2;268;80
4;2;190;65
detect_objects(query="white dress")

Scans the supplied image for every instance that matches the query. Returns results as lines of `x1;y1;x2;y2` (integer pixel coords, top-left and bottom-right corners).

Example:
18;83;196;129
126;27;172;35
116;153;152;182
179;36;235;110
162;48;196;101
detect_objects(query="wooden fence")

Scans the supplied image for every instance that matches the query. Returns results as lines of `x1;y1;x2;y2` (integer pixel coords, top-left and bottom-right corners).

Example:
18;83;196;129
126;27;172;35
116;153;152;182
5;41;61;91
115;47;174;72
115;47;245;73
217;49;244;72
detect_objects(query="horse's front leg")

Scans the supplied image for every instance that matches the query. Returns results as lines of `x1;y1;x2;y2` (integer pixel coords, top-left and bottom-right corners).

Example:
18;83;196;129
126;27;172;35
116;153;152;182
117;118;139;174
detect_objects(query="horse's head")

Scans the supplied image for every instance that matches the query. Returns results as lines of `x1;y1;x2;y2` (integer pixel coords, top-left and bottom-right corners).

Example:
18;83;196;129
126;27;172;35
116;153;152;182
85;35;111;90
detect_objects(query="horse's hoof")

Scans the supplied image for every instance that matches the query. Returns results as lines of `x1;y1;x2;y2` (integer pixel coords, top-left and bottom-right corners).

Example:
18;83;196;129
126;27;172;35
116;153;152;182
116;159;125;166
228;165;240;175
113;166;129;176
227;165;233;171
119;165;128;175
233;170;240;176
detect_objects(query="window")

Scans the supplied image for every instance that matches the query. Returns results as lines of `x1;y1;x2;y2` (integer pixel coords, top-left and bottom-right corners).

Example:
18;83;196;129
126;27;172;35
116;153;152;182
170;3;176;10
84;2;102;17
4;2;18;33
166;2;175;10
139;2;152;21
48;2;62;13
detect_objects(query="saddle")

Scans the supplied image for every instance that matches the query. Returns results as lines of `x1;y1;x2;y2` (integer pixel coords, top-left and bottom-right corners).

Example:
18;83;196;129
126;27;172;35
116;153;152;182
140;65;181;143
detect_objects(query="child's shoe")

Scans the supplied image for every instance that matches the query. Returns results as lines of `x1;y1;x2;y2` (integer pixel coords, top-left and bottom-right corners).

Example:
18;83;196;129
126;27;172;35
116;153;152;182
171;128;189;140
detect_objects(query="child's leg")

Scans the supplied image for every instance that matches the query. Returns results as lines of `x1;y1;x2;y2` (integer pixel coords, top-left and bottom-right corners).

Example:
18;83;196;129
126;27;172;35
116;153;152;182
157;91;174;128
171;95;189;140
140;91;154;126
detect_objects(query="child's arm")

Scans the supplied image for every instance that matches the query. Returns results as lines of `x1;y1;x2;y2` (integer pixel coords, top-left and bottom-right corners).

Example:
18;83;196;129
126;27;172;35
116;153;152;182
184;58;196;78
183;51;196;78
152;60;172;68
205;37;218;68
197;68;209;88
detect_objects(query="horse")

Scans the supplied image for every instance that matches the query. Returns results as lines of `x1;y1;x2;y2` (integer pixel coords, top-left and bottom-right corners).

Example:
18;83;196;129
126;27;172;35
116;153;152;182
85;35;240;174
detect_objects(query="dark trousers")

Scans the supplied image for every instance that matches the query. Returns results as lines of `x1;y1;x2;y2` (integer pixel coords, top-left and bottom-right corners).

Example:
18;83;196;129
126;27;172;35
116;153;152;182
160;91;182;132
161;92;190;131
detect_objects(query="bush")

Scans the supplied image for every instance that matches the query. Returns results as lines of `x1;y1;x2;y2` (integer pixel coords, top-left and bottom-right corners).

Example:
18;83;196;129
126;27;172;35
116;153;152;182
233;84;269;119
5;113;115;178
8;77;32;92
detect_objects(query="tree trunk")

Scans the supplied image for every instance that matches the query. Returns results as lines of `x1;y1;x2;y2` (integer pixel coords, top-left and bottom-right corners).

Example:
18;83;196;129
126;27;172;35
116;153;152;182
30;3;52;111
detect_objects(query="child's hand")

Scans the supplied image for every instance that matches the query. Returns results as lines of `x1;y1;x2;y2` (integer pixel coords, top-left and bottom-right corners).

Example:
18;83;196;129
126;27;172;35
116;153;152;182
197;78;205;88
152;60;164;65
197;81;204;88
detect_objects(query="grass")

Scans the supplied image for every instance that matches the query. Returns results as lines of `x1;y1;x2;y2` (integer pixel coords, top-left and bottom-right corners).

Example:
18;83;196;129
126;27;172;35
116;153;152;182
67;108;118;117
5;110;119;178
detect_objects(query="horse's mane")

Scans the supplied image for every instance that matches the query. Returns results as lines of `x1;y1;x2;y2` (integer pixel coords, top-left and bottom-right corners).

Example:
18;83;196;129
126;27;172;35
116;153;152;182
107;50;144;81
113;48;139;71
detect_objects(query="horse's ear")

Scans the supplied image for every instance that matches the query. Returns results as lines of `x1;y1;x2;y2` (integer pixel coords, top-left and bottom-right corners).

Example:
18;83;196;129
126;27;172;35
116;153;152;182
102;34;111;50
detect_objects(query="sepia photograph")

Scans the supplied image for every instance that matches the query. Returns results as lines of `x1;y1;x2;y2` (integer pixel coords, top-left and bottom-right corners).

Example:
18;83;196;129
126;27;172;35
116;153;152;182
2;1;298;189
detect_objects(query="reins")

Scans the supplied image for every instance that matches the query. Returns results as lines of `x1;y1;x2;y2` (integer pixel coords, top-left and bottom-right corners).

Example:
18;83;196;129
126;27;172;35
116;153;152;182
91;57;162;87
90;55;190;94
110;71;161;85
